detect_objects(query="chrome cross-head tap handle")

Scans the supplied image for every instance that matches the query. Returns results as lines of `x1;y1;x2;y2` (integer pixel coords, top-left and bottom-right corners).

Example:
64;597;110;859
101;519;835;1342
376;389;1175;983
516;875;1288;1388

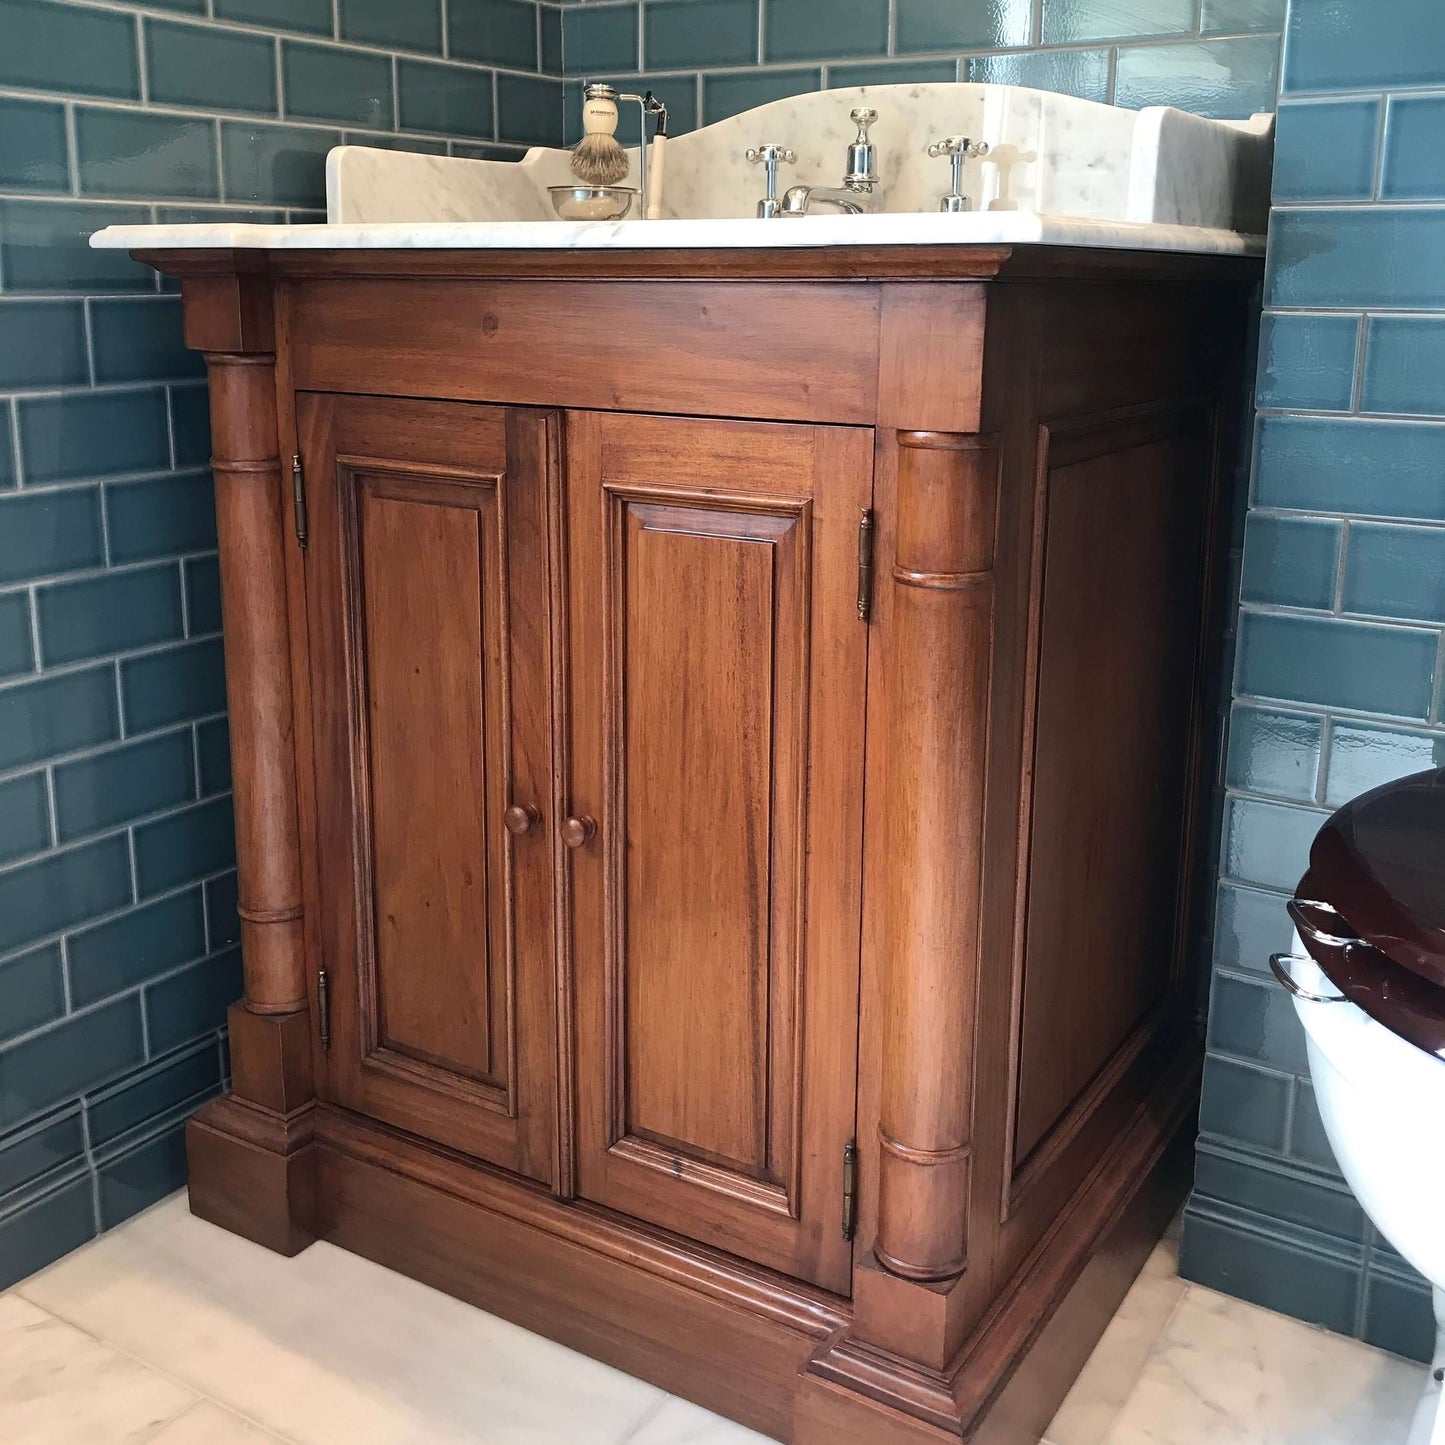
845;107;878;186
926;134;991;212
746;142;796;218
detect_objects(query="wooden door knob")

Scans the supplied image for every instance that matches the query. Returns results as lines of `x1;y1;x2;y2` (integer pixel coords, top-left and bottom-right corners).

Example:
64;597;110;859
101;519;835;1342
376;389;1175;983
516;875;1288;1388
561;815;597;849
504;803;540;835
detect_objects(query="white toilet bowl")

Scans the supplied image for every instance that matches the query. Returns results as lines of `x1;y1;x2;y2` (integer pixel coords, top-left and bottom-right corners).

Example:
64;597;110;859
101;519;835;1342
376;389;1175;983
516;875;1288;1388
1283;940;1445;1443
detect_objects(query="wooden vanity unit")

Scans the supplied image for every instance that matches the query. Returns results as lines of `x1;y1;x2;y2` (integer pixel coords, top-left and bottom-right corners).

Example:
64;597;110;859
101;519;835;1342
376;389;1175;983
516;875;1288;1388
146;240;1258;1443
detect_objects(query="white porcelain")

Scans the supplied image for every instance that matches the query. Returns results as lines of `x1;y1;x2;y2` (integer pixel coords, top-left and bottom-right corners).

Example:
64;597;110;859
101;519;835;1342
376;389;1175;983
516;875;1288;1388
1282;940;1445;1444
323;83;1273;235
624;1396;773;1443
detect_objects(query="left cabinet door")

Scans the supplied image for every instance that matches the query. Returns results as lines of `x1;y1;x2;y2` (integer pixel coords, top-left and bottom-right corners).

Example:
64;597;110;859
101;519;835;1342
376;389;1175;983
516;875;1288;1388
301;393;559;1184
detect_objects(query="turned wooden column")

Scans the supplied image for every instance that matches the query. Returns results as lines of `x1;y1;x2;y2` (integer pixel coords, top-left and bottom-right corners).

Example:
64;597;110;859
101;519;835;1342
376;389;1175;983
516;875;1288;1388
874;430;998;1283
206;351;307;1017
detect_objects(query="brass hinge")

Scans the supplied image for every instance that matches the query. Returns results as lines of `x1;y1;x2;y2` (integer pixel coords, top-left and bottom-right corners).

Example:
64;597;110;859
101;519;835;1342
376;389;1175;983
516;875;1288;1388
856;509;875;622
317;968;330;1050
291;453;308;550
842;1139;858;1240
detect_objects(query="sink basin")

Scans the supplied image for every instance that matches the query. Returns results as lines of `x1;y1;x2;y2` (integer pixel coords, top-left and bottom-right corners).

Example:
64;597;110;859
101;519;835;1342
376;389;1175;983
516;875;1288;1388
326;82;1273;235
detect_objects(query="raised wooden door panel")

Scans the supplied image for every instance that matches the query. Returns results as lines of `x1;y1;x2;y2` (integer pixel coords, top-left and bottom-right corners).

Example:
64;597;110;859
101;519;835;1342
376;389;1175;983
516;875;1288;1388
1000;405;1215;1235
565;411;871;1295
302;393;558;1184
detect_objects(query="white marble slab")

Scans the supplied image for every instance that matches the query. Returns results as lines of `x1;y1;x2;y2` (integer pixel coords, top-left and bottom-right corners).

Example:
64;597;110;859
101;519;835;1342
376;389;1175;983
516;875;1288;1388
92;210;1263;256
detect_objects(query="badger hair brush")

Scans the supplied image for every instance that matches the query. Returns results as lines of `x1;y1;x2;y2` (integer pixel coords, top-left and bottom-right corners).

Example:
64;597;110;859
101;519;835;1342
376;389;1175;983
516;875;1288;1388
571;85;631;188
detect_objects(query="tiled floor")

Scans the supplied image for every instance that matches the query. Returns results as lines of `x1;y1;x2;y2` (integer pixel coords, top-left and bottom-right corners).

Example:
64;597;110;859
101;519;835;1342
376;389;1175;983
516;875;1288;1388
0;1193;1426;1444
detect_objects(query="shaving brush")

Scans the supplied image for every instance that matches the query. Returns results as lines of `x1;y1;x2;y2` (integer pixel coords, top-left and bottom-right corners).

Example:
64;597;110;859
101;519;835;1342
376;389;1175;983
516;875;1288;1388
571;86;630;188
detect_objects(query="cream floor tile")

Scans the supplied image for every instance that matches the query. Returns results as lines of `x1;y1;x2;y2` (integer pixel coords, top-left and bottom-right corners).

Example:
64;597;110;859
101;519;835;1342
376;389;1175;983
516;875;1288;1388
622;1395;773;1443
19;1193;665;1445
0;1292;196;1444
1102;1284;1424;1445
144;1401;287;1443
1044;1237;1187;1445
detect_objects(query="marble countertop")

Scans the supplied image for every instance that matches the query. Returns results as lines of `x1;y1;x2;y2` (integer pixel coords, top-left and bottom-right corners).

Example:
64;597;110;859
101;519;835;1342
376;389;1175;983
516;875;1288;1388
90;211;1264;256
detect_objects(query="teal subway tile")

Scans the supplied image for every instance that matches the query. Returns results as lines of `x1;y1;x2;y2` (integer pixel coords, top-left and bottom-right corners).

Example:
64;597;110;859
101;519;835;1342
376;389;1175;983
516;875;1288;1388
895;0;1032;53
1362;1271;1436;1364
1214;881;1293;975
1194;1144;1364;1243
88;1042;219;1148
107;473;216;568
831;59;959;88
1288;1079;1338;1172
1255;417;1445;522
1272;99;1379;203
1236;612;1438;719
0;490;104;587
0;1176;96;1290
570;3;639;72
0;836;133;959
155;204;285;226
0;410;12;489
1225;705;1324;802
0;1107;84;1199
0;301;88;391
145;948;243;1054
0;0;140;101
339;0;442;53
96;1122;188;1229
0;945;65;1047
53;731;195;844
0;200;153;293
1042;0;1191;43
220;122;339;208
169;389;211;472
37;567;185;668
0;667;119;774
196;718;231;796
1255;313;1357;412
1198;1056;1290;1152
90;298;204;385
397;60;496;139
146;20;278;116
1221;794;1322;892
134;795;235;898
214;0;333;35
1382;95;1445;202
74;109;219;201
68;889;208;1009
1342;522;1445;624
1270;208;1445;311
1325;721;1443;809
1240;514;1339;610
1201;0;1285;33
340;133;447;155
0;774;49;866
645;0;754;70
205;872;240;950
496;74;565;146
450;0;539;70
281;42;393;128
0;97;69;193
1114;36;1280;119
767;0;888;62
0;595;33;680
1208;969;1310;1072
965;49;1111;102
702;69;821;126
19;391;170;484
1284;0;1445;94
1362;317;1445;417
563;73;696;145
542;6;563;74
185;556;223;635
121;638;227;734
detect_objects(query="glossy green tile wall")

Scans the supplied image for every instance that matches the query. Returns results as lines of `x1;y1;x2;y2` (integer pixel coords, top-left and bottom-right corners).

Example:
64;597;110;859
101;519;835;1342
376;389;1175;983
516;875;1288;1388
0;0;564;1289
1181;0;1445;1362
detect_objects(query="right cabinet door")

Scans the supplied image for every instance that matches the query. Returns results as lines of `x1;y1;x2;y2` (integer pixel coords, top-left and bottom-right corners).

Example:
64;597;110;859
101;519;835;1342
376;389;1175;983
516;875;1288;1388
563;411;871;1295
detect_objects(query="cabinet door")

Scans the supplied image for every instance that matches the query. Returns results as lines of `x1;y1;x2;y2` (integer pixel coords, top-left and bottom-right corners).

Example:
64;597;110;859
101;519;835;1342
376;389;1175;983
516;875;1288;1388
564;412;871;1294
302;394;558;1183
